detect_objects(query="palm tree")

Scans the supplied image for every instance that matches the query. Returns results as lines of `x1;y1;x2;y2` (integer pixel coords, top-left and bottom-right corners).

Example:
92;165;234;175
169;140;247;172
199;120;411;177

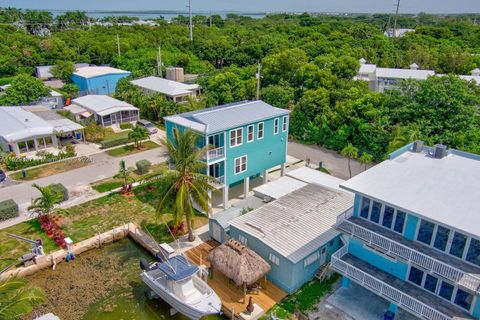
157;129;216;242
388;125;421;153
358;152;373;171
28;184;67;217
341;143;359;178
114;160;134;193
0;276;45;319
128;126;149;149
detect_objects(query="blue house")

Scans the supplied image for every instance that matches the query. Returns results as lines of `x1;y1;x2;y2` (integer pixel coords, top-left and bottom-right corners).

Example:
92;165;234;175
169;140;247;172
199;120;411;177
229;183;353;294
164;100;290;209
333;142;480;320
71;66;131;95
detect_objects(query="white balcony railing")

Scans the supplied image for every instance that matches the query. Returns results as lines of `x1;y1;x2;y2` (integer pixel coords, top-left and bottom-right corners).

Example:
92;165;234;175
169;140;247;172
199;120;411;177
331;246;451;320
207;147;225;160
336;212;480;294
214;176;225;185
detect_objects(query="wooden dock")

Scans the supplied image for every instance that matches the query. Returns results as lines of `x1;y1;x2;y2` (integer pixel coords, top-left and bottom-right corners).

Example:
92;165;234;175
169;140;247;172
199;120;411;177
185;241;287;319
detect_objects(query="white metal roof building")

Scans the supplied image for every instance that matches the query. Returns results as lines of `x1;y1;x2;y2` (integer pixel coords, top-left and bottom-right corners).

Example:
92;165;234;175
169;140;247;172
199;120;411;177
165;100;289;134
0;107;52;142
340;147;480;238
131;76;200;102
71;95;139;127
287;166;348;192
253;176;307;201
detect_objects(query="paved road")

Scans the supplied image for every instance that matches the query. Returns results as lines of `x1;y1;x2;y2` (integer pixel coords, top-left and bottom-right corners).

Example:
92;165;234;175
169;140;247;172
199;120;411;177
287;141;367;180
0;147;168;213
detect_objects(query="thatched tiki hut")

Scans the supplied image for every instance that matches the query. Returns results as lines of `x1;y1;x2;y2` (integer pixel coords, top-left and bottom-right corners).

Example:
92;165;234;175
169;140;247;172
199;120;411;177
208;239;271;303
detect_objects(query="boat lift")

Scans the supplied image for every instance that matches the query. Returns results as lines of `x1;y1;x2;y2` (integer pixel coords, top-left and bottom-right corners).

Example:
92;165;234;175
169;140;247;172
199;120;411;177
7;233;45;266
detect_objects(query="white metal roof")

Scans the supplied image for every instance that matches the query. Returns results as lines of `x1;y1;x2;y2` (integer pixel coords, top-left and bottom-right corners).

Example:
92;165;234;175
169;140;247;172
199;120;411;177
35;65;54;79
340;149;480;237
358;63;376;74
459;75;480;85
64;104;87;114
376;67;435;80
230;183;353;263
253;176;307;201
0;107;53;142
72;95;138;116
72;66;130;78
287;167;348;193
131;76;199;97
21;105;83;133
165;100;289;134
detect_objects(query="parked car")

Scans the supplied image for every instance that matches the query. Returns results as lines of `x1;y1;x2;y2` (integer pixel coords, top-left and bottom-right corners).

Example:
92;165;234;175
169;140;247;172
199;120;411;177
137;119;158;134
0;169;6;182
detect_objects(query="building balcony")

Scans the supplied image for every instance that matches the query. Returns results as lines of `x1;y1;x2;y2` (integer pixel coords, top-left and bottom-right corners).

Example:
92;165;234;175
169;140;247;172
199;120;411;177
336;210;480;294
331;246;474;320
207;146;225;161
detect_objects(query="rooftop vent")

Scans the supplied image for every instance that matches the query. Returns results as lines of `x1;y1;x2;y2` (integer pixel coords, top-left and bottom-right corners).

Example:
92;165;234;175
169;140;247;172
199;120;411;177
410;63;419;70
472;68;480;76
25;118;29;122
412;140;424;152
433;144;447;159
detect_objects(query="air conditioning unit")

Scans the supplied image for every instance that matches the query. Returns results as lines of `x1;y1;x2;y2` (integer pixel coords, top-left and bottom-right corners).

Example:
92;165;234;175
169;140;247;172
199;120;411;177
433;144;447;159
412;140;424;152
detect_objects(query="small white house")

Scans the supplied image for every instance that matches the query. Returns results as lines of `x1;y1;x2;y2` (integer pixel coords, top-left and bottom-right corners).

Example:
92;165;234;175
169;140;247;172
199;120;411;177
131;76;201;103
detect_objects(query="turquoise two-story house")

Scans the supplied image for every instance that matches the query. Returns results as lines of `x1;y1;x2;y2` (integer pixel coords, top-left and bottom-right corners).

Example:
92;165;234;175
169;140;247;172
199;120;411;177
164;100;290;209
333;142;480;320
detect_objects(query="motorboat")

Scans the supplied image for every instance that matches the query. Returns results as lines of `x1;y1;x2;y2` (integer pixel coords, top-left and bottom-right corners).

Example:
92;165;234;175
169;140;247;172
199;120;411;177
140;255;222;320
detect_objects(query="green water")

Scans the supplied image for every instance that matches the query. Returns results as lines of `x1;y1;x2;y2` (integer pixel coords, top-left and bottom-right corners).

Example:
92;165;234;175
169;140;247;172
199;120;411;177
83;239;224;320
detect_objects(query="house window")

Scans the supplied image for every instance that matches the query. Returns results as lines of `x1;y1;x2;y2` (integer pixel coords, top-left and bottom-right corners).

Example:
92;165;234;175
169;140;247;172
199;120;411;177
230;128;243;147
439;281;454;301
381;206;394;228
247;125;254;143
466;238;480;266
417;220;435;245
424;274;438;293
408;266;424;286
433;226;450;251
360;197;370;218
274;118;279;135
304;252;320;267
449;232;468;258
454;288;473;311
234;156;247;174
238;234;247;245
369;201;382;224
282;116;288;132
269;253;280;266
257;122;264;139
393;210;406;234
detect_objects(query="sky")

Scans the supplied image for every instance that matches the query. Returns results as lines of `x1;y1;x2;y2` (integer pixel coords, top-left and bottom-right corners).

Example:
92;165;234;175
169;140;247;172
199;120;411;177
2;0;480;14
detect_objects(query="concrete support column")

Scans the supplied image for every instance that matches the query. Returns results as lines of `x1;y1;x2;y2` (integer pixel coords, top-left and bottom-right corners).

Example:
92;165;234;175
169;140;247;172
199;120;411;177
243;177;250;199
280;163;286;177
341;276;350;288
51;135;58;148
223;185;229;209
262;170;268;184
12;143;20;156
207;190;212;216
33;138;39;152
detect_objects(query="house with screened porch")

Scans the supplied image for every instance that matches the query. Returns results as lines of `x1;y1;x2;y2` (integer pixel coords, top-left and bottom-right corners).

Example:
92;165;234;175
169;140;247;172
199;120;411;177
333;141;480;320
164;100;289;209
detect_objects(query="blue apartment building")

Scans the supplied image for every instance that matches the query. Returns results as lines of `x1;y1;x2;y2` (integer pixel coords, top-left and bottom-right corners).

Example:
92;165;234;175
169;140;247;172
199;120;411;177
333;142;480;320
164;100;290;208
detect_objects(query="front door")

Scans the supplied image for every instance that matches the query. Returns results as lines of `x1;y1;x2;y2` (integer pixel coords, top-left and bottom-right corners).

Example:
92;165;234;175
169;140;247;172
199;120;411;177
209;163;221;178
212;223;222;243
319;247;328;265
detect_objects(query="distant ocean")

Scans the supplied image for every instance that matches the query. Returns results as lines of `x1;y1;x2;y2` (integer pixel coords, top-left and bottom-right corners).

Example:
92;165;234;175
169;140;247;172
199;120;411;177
48;10;268;21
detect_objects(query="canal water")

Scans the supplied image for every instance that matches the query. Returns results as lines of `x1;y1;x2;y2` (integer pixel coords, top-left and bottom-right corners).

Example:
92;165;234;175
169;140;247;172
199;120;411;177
27;238;224;320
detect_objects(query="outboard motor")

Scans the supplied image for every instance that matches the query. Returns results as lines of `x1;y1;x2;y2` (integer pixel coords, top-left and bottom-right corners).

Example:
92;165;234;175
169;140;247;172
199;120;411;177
140;258;152;271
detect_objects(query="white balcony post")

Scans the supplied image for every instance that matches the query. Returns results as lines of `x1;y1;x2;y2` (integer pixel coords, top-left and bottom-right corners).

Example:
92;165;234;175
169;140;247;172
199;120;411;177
223;185;229;209
262;170;268;184
207;190;212;216
280;163;286;176
243;177;249;199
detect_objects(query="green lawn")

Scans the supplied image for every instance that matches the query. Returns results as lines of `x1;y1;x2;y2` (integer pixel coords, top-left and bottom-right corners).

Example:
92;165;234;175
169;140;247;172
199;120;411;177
9;157;91;181
262;274;340;319
0;180;208;271
105;141;159;157
104;128;131;140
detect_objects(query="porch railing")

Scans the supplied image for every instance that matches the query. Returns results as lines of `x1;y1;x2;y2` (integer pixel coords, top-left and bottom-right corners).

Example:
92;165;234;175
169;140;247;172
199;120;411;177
331;246;451;320
207;147;225;160
214;176;225;185
336;212;480;293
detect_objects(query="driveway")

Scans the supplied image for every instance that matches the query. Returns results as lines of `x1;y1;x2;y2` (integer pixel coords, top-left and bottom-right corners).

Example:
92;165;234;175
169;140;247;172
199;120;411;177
288;141;367;180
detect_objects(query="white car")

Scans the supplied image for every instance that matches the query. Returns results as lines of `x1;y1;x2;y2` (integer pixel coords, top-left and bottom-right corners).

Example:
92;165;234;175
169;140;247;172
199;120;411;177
137;119;158;134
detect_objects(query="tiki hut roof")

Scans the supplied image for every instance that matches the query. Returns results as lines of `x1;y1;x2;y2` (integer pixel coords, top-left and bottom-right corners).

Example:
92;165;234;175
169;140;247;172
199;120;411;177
208;239;271;286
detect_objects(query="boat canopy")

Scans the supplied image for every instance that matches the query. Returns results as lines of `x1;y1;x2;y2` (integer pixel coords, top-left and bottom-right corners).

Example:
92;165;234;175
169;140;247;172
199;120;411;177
158;255;199;281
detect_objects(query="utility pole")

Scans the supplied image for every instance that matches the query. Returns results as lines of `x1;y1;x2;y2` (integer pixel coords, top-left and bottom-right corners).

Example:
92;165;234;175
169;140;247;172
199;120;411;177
393;0;401;38
209;12;212;27
188;0;193;41
157;46;163;77
256;62;261;101
116;34;121;57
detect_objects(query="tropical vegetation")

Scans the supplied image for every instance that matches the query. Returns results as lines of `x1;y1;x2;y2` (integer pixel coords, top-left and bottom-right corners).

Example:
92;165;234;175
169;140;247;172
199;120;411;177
0;277;45;320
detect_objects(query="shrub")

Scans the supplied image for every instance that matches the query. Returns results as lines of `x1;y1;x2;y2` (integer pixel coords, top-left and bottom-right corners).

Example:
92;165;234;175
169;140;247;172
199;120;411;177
0;199;19;222
5;151;76;170
136;159;152;174
48;183;69;202
120;122;133;130
65;144;75;155
100;137;133;149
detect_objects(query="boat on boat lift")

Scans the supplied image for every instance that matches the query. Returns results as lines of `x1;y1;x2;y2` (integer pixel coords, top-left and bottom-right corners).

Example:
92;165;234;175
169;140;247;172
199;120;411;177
140;255;222;320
